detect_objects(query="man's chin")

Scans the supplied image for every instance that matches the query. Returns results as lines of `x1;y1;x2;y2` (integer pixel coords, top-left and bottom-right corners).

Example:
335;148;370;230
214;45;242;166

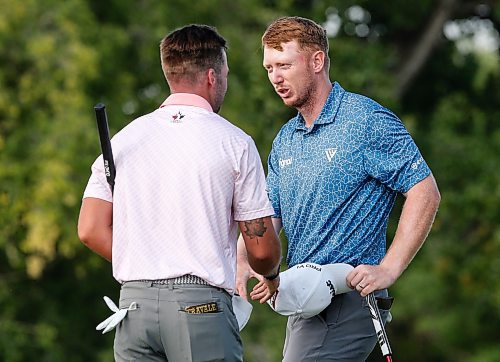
280;95;290;103
282;97;297;108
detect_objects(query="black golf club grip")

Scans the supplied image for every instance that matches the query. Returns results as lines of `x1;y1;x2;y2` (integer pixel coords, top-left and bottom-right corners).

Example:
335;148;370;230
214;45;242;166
94;103;116;193
366;293;393;361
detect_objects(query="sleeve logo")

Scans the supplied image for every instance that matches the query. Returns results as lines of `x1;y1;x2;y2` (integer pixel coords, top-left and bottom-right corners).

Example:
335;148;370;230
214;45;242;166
411;157;423;169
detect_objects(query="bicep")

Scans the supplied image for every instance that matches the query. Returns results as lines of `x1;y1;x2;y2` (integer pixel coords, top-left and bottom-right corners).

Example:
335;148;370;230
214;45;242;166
78;197;113;237
403;173;440;201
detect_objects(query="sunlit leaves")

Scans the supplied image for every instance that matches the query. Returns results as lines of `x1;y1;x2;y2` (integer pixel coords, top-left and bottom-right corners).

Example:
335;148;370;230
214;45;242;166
0;0;499;361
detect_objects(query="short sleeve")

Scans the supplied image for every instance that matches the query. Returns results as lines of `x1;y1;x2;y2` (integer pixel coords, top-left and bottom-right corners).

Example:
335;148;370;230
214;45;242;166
82;155;113;202
266;142;281;218
233;138;274;221
363;109;431;193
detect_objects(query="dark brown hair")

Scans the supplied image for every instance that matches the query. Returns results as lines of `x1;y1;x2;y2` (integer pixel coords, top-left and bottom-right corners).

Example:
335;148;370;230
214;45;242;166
160;24;227;82
262;16;329;58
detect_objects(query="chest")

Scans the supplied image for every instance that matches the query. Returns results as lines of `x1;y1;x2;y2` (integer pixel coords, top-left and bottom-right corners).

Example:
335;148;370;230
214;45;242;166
276;122;367;195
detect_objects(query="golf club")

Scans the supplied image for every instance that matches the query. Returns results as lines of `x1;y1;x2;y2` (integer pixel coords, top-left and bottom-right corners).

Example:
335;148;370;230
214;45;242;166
94;103;116;193
365;292;393;362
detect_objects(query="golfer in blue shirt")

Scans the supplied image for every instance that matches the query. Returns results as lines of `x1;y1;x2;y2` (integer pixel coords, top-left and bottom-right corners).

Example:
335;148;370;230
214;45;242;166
237;16;441;361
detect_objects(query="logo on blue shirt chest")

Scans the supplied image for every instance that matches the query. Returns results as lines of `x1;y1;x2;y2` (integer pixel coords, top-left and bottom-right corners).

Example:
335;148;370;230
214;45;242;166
279;157;293;168
325;148;337;162
279;147;338;169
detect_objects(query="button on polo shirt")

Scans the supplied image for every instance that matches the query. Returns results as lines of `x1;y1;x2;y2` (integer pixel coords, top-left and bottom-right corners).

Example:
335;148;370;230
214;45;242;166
267;82;431;268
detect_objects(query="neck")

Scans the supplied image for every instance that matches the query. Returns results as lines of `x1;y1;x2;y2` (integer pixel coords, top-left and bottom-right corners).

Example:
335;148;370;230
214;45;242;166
170;86;211;106
299;80;332;128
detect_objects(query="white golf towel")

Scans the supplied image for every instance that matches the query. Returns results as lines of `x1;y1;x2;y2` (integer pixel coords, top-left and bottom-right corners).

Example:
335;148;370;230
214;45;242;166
96;294;253;333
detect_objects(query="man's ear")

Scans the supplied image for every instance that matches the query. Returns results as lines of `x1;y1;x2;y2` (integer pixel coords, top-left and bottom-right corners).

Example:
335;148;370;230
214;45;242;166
311;51;326;73
207;68;217;86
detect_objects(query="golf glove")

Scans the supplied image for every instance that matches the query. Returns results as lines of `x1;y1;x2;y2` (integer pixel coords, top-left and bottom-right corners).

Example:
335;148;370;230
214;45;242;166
96;296;137;334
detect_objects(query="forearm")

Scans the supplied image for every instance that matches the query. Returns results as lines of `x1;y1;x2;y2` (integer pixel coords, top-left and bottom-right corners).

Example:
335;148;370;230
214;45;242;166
237;216;283;278
78;197;113;262
80;228;112;262
239;217;282;276
381;175;441;280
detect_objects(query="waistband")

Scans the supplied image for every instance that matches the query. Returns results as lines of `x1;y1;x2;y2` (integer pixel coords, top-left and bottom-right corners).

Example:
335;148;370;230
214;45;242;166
126;275;210;286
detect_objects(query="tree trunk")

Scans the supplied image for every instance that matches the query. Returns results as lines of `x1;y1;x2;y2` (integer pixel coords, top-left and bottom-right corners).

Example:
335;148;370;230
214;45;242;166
395;0;459;98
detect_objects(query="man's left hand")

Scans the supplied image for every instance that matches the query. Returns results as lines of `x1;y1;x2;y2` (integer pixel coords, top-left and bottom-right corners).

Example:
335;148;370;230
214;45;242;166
347;264;397;297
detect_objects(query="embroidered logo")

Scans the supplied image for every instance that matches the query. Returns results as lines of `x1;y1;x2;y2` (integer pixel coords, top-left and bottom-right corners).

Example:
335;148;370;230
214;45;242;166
325;148;337;162
326;280;336;298
411;157;423;169
269;290;279;309
184;302;218;314
279;157;293;168
172;111;185;123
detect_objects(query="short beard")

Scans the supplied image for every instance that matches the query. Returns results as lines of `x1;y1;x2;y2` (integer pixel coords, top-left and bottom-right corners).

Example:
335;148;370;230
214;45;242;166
213;77;226;113
288;81;316;115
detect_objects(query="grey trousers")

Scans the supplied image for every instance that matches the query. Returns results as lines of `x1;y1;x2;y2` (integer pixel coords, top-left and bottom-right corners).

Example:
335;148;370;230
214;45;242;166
282;289;391;362
113;281;243;362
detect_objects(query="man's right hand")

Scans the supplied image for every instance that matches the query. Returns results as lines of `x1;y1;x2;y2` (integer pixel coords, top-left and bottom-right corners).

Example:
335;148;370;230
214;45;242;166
236;248;280;304
249;277;280;304
236;248;261;300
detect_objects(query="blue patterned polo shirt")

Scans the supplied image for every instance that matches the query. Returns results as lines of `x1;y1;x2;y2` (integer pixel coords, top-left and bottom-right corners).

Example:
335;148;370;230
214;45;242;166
267;82;431;267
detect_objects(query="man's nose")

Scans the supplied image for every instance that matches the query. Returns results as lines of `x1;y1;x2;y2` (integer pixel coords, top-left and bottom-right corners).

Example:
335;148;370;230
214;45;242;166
270;71;283;84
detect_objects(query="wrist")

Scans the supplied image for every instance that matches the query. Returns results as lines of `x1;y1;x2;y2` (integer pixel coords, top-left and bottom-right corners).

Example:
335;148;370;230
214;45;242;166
379;259;403;283
263;266;280;281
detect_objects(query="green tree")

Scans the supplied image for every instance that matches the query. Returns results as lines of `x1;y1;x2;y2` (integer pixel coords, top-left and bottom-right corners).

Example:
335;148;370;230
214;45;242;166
0;0;498;361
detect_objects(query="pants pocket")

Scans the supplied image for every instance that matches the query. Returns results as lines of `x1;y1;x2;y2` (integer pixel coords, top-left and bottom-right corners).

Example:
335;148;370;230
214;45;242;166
180;304;225;361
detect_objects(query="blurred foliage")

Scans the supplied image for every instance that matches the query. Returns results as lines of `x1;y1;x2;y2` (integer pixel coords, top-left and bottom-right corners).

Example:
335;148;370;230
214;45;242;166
0;0;498;361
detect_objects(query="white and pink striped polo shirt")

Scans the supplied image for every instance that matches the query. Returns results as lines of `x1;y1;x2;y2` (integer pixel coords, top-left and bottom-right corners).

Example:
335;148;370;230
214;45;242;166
83;93;274;293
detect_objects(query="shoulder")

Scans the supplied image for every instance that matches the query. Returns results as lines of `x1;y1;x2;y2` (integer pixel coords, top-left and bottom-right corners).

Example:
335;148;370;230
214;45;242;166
209;114;255;149
111;111;156;145
213;113;250;136
339;90;400;129
341;90;386;116
272;116;299;147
